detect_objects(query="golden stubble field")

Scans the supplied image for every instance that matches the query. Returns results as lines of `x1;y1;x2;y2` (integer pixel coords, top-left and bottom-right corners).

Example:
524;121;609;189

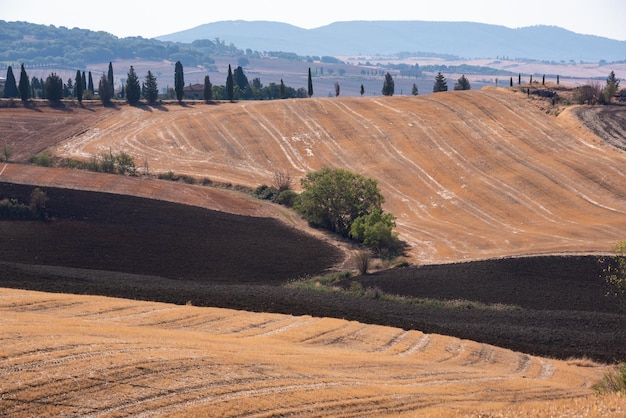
1;288;623;417
43;87;626;263
2;88;626;416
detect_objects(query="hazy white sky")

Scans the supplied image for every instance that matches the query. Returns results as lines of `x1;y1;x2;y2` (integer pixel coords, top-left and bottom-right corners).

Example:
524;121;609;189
3;0;626;41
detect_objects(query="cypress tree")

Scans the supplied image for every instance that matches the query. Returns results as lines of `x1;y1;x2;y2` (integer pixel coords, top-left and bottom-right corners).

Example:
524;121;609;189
98;74;112;105
3;66;19;98
280;79;286;99
125;65;141;104
510;77;513;87
226;64;234;101
142;70;158;104
382;72;395;96
87;71;94;94
44;73;63;103
18;64;30;102
75;70;83;102
174;61;184;102
82;71;87;90
433;72;448;93
361;84;365;96
203;75;213;103
307;67;313;97
107;62;114;98
411;83;418;96
454;75;471;91
334;81;340;97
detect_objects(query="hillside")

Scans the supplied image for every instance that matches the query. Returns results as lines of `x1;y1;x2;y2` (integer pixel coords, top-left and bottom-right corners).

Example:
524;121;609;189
156;20;626;61
16;88;624;263
1;288;623;417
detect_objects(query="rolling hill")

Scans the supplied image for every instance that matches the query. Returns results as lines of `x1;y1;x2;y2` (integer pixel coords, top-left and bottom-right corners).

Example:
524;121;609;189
18;88;625;263
2;88;626;416
156;20;626;61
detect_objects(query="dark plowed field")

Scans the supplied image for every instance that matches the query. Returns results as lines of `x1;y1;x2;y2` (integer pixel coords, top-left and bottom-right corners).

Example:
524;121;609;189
1;182;625;363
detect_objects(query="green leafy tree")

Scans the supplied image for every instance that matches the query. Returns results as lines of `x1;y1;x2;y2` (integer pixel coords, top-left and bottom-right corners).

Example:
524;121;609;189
142;70;159;104
203;75;213;102
75;70;83;102
125;65;141;104
600;241;626;305
454;74;471;91
411;83;418;96
350;208;398;252
382;72;395;96
174;61;184;102
294;167;384;237
308;67;313;97
433;72;448;93
44;73;63;103
18;64;30;102
98;73;112;105
226;64;234;101
107;61;115;98
3;66;19;98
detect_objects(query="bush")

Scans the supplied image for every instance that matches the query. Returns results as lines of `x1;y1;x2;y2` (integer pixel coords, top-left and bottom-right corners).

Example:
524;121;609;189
275;189;297;207
350;208;399;252
253;184;279;201
594;363;626;394
29;152;52;167
355;250;370;275
599;241;626;306
0;187;47;220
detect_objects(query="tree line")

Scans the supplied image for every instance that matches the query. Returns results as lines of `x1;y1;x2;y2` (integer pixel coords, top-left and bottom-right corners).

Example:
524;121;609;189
2;61;481;104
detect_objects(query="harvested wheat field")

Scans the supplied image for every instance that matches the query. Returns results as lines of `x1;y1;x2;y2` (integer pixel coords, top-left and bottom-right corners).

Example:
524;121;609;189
32;88;626;263
2;89;626;417
1;288;623;418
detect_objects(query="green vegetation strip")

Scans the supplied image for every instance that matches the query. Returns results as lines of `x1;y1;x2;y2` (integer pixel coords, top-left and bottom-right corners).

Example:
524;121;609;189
285;272;522;312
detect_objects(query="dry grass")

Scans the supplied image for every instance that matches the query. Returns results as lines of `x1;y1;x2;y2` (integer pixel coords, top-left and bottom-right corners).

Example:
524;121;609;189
0;288;620;417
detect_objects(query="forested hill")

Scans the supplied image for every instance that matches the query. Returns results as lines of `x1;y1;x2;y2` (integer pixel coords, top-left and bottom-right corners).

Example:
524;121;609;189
2;19;625;70
157;20;626;62
0;20;240;68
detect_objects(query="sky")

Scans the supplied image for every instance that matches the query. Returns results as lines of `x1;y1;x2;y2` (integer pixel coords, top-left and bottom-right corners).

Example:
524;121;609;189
3;0;626;41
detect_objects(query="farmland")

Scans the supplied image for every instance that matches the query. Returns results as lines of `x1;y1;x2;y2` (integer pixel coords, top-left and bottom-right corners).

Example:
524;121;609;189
1;87;626;416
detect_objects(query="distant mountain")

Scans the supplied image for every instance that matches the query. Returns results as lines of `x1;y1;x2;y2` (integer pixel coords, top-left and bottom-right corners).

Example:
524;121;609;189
156;20;626;62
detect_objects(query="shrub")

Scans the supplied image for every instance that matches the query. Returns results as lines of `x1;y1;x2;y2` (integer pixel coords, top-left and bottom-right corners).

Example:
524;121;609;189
594;363;626;394
115;151;137;175
29;152;52;167
599;241;626;306
275;189;297;207
158;170;177;181
273;170;293;192
350;208;399;252
355;250;370;275
29;188;47;219
253;184;279;201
